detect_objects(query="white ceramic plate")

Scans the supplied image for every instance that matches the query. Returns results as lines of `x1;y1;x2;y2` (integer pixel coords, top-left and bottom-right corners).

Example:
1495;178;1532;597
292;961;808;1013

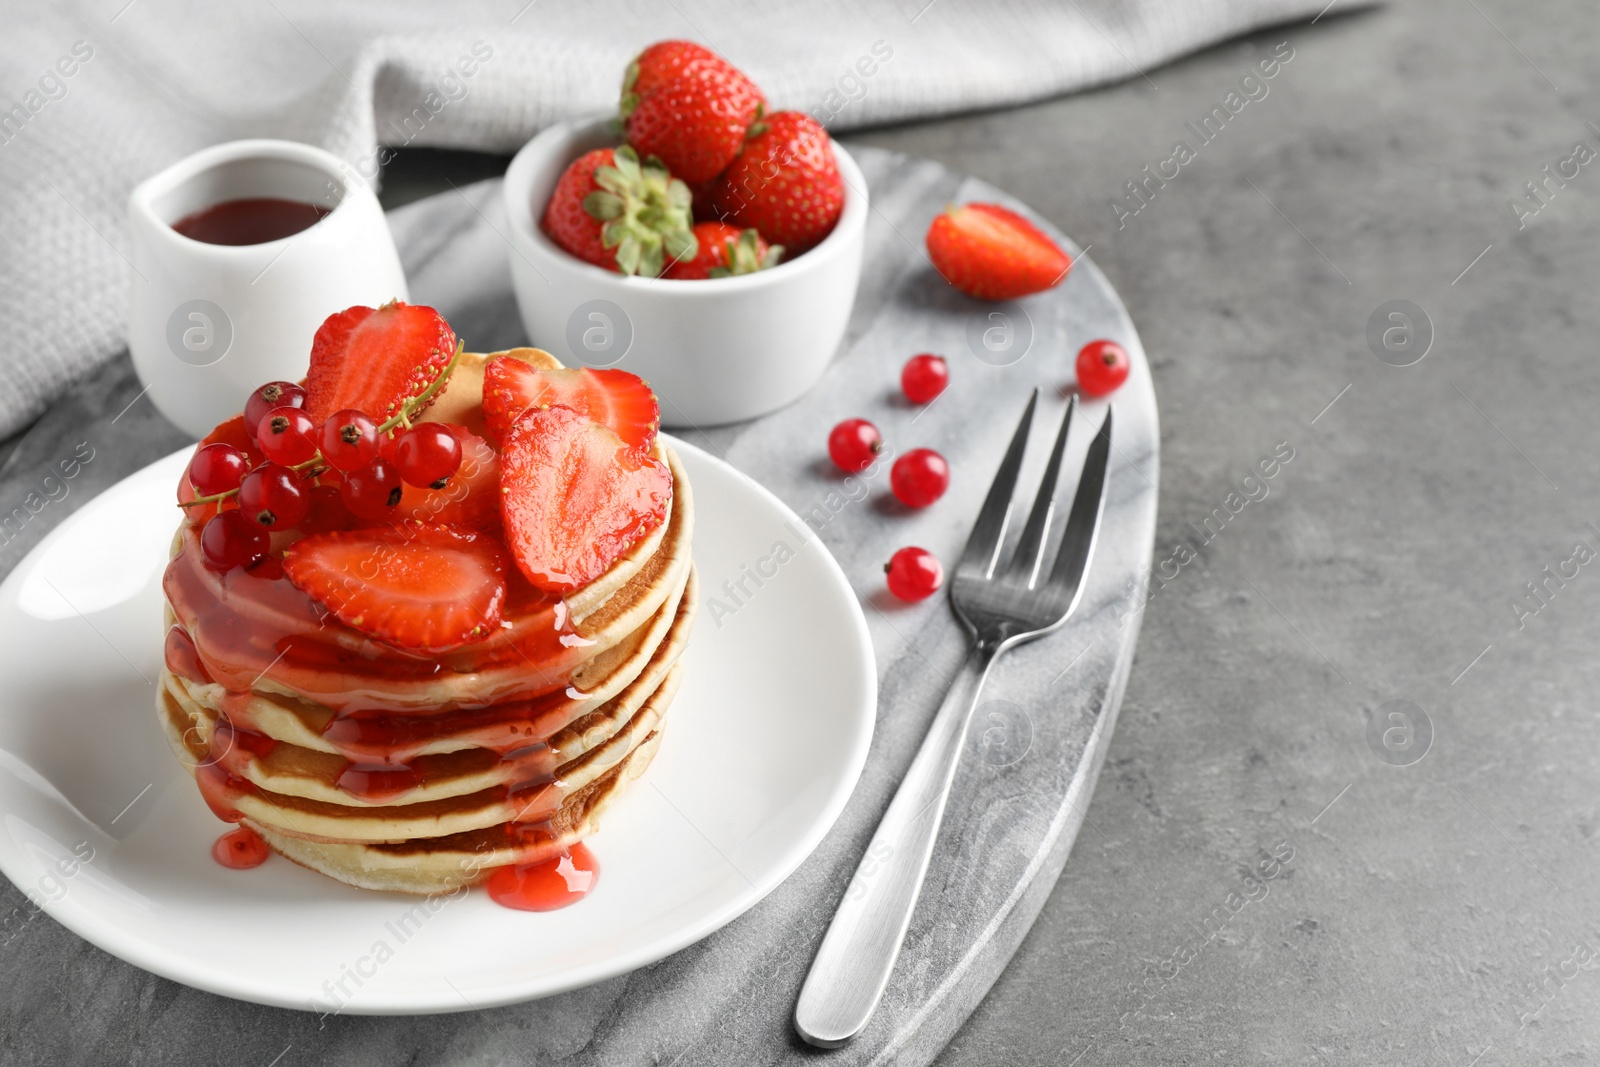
0;437;874;1014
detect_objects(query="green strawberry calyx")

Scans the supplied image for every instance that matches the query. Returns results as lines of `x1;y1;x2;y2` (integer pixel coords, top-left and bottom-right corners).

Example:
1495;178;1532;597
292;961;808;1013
708;228;784;279
581;145;698;277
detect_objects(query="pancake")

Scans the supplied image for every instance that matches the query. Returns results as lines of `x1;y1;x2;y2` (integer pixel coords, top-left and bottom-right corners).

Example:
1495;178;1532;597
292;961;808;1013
157;347;697;896
159;653;683;843
160;569;696;808
248;731;663;895
164;545;694;761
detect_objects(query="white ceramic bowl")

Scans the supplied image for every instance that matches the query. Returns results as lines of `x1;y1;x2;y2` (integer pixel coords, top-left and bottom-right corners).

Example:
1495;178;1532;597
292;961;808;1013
502;116;867;428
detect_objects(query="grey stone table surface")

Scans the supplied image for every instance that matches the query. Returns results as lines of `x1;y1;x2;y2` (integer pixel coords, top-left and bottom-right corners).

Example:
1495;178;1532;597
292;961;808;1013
4;0;1600;1064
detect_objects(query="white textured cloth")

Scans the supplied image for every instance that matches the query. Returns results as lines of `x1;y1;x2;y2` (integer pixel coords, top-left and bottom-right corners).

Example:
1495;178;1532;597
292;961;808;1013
0;0;1328;437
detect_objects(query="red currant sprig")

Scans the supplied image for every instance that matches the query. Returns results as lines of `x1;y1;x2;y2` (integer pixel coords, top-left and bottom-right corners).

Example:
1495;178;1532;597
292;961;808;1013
180;340;464;513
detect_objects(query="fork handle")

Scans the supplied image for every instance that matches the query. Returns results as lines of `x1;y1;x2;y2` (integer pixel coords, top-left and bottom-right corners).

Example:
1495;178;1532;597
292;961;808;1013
794;640;999;1047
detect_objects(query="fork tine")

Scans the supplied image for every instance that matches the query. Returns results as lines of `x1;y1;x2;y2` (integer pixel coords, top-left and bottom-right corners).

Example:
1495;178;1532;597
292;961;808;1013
1046;407;1113;600
1002;397;1076;586
957;390;1038;579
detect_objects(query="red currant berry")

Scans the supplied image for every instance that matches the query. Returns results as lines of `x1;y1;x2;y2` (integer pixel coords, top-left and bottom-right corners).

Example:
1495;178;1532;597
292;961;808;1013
901;353;949;404
200;511;270;571
890;448;950;508
186;443;248;497
393;424;463;489
828;418;883;473
319;410;379;472
1075;340;1130;398
244;382;306;437
885;547;943;601
237;463;309;530
341;458;403;520
256;406;318;465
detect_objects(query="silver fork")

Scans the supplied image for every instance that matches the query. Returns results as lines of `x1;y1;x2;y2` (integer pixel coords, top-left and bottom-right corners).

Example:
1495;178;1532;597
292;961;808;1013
794;390;1113;1048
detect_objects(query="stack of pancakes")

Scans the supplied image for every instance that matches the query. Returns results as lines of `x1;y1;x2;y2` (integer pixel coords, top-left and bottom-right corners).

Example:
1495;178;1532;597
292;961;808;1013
156;349;696;895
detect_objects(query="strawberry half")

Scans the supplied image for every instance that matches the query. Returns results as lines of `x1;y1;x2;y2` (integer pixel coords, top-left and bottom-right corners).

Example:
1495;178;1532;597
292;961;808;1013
481;359;660;451
924;203;1072;302
282;524;508;652
305;303;457;423
499;406;672;594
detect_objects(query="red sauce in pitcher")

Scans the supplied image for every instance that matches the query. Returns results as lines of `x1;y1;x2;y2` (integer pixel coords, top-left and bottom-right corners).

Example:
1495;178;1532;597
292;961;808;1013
171;197;330;246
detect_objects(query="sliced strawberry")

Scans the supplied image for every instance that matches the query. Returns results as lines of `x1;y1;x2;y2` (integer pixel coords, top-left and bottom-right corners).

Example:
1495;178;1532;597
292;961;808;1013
499;406;672;594
305;303;457;423
282;524;508;652
385;427;501;531
482;360;659;451
924;203;1072;302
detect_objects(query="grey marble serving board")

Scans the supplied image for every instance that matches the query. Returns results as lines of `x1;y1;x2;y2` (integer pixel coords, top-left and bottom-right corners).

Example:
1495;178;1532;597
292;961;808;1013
0;145;1157;1066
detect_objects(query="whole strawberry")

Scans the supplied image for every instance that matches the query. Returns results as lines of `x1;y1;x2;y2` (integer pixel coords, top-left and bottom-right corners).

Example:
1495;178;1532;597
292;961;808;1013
621;40;765;185
541;145;697;277
709;111;844;254
925;203;1072;301
665;222;783;280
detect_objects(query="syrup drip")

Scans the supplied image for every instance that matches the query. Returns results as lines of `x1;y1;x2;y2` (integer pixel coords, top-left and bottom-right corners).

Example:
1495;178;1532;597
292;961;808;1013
212;826;270;868
486;843;599;911
194;761;246;823
164;625;212;684
319;701;566;763
212;715;278;760
336;762;421;803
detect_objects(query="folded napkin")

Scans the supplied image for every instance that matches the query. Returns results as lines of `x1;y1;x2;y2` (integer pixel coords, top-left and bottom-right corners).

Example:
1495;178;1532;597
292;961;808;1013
1;0;1334;439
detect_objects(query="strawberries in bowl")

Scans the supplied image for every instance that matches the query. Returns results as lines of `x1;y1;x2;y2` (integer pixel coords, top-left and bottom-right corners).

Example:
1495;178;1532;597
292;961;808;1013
504;40;867;424
533;41;844;280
